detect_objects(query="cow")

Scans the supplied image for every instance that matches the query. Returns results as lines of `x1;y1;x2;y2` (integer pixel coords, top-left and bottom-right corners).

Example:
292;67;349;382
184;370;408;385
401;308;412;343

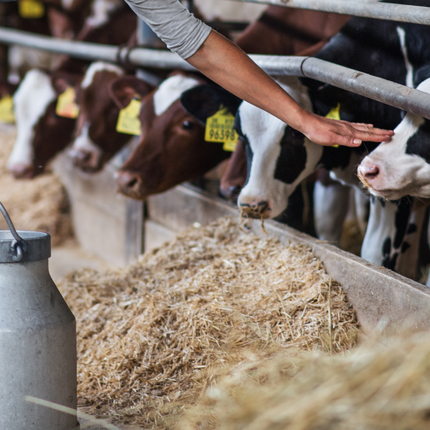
179;1;430;278
219;7;350;201
7;2;137;178
111;72;236;199
67;61;150;173
357;66;430;201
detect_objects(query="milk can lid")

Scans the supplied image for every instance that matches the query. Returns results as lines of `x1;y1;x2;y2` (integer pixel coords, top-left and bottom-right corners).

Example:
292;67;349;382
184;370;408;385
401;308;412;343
0;204;51;263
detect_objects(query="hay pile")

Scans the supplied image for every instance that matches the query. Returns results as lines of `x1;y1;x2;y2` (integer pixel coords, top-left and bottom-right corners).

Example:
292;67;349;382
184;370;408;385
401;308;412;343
0;125;72;245
58;218;358;427
180;331;430;430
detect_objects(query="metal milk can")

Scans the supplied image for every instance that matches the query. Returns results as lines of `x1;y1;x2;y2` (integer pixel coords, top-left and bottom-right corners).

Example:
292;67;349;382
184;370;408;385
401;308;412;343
0;203;78;429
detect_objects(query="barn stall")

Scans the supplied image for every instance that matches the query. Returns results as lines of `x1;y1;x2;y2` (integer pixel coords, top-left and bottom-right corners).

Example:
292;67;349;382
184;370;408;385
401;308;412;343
1;0;430;429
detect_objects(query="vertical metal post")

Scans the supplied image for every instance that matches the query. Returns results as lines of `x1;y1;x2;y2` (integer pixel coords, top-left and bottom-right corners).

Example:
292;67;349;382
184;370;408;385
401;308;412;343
135;0;193;254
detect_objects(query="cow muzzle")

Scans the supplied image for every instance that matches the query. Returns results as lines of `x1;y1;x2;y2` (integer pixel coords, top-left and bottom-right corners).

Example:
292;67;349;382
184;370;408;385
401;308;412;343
115;170;145;200
68;148;103;173
8;163;37;179
357;161;381;190
238;198;271;219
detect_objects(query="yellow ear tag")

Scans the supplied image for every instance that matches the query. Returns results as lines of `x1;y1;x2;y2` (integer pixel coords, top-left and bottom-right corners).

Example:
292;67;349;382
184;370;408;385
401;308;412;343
205;105;238;152
19;0;45;19
56;87;79;119
116;98;141;136
325;103;341;148
0;95;15;124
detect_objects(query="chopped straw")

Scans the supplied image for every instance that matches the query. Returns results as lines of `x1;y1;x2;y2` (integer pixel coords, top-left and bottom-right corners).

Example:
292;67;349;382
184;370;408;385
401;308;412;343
58;217;358;427
0;125;72;245
180;331;430;430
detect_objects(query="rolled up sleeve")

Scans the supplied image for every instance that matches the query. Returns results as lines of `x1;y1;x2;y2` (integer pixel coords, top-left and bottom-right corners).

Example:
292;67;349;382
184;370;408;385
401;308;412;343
123;0;212;59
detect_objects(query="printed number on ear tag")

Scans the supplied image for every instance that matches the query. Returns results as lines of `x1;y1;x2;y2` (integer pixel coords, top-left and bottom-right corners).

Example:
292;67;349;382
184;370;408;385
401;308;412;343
0;95;15;124
19;0;45;19
56;87;79;119
325;103;341;148
205;105;238;152
116;99;141;136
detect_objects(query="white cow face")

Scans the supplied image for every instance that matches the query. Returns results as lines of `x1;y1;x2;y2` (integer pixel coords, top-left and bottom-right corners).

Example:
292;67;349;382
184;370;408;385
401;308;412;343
358;78;430;200
237;77;323;219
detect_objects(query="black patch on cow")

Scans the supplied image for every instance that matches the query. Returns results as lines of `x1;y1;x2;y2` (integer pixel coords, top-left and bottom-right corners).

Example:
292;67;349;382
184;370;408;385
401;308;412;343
180;84;242;125
394;198;413;249
380;197;414;270
407;223;418;235
301;0;430;132
274;127;307;184
235;115;254;188
414;65;430;87
406;119;430;163
401;241;411;254
382;237;392;256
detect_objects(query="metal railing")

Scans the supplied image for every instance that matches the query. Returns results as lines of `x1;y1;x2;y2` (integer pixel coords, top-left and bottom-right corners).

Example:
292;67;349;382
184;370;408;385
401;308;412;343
1;26;430;119
1;1;430;119
230;0;430;25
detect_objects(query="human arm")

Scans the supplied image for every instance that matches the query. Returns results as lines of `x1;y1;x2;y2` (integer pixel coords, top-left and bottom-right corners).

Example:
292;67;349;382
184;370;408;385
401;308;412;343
186;30;394;147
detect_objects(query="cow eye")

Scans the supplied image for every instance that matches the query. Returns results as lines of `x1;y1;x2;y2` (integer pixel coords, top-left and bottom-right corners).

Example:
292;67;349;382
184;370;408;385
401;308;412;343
182;120;194;130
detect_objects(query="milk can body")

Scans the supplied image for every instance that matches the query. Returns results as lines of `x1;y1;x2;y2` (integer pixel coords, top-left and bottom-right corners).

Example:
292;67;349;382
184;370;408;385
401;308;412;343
0;230;78;430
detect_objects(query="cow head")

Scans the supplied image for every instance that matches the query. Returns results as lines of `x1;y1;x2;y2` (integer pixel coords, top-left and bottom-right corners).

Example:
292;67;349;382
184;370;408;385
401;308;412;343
181;76;334;219
112;74;233;200
7;69;78;178
68;62;144;173
357;67;430;200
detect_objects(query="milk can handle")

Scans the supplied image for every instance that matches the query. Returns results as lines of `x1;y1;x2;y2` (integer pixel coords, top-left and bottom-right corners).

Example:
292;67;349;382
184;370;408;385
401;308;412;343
0;203;25;262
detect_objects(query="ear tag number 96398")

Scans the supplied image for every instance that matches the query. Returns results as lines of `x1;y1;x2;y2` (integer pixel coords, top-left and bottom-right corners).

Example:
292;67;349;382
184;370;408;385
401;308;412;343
56;87;79;119
0;95;15;124
19;0;45;19
116;98;141;136
205;105;238;152
325;103;341;148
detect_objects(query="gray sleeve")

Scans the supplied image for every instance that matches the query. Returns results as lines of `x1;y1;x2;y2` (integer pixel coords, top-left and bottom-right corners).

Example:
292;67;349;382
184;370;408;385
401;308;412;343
123;0;212;59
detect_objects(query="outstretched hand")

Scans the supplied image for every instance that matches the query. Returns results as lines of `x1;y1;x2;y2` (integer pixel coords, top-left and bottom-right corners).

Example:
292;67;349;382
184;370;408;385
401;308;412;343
302;113;395;147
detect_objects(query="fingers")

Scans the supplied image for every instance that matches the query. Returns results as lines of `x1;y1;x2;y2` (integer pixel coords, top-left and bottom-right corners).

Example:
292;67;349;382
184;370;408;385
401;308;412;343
333;121;394;146
352;123;394;136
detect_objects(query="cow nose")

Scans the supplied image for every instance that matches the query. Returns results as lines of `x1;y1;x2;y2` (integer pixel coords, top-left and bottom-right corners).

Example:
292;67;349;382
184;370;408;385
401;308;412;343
238;197;271;219
115;171;143;199
358;163;380;183
8;163;35;179
220;185;242;203
69;149;101;173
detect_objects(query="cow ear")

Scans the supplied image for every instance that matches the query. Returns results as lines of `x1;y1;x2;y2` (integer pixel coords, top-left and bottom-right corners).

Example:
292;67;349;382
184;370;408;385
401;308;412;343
109;76;155;109
51;72;81;95
181;84;242;125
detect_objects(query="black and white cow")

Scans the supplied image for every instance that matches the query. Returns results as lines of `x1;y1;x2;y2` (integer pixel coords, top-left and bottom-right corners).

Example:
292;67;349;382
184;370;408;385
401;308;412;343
181;1;430;279
358;65;430;201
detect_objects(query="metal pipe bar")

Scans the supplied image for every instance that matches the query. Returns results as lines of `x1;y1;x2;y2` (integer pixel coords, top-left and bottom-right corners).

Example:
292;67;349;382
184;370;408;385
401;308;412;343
1;27;430;119
230;0;430;25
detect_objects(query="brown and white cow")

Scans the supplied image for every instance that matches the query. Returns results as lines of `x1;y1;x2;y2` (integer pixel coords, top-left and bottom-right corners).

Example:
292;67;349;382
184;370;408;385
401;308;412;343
111;73;237;200
68;62;154;172
7;2;136;178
